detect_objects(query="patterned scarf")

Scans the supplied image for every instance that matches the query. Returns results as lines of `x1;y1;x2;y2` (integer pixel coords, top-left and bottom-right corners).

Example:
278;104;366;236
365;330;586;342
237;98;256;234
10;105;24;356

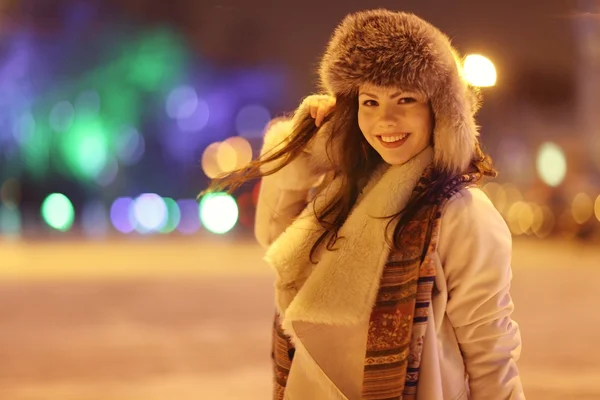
270;164;479;399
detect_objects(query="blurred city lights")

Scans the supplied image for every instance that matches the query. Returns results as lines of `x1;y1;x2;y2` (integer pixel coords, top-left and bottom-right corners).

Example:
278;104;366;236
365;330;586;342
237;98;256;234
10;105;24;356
49;101;75;132
532;206;555;238
41;193;75;232
223;136;253;170
126;29;187;92
132;193;168;232
216;141;238;174
572;193;594;224
0;206;21;237
177;97;210;132
483;182;507;213
81;201;109;237
160;197;181;234
507;201;534;235
12;111;35;145
176;199;201;234
464;54;497;87
199;192;239;234
116;126;145;165
537;142;567;187
110;197;135;234
75;90;101;114
95;156;119;187
235;104;271;138
201;142;223;179
60;113;110;180
166;85;198;119
502;183;523;204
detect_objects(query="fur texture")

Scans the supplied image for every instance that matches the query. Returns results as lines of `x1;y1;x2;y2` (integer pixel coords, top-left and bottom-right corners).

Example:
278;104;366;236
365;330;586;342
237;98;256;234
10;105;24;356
318;9;480;174
265;146;434;327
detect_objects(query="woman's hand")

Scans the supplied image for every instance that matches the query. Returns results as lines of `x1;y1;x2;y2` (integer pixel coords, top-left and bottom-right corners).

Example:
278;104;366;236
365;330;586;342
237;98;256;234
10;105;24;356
304;95;336;127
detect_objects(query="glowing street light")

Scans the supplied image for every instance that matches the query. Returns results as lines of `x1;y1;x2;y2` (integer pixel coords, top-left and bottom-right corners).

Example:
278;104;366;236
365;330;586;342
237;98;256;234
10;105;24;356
464;54;497;87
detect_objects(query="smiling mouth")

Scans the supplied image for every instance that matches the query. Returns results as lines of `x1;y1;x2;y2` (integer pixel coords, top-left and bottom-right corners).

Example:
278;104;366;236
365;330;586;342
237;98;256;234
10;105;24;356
376;133;411;148
377;133;410;143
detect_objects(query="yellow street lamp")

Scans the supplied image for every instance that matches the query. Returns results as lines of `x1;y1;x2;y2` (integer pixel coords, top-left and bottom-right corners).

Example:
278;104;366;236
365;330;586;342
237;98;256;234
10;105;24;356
464;54;497;87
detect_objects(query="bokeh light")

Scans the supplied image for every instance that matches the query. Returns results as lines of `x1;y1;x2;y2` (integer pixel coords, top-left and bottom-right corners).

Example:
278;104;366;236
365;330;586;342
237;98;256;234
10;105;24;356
133;193;168;232
572;193;594;225
160;197;181;233
216;141;238;174
595;195;600;222
537;142;567;187
507;201;534;235
177;97;210;132
483;182;507;213
166;85;198;119
463;54;497;87
176;199;201;234
224;136;252;169
199;192;239;234
532;206;555;238
41;193;75;232
110;197;135;234
235;104;271;138
60;113;109;180
201;142;223;179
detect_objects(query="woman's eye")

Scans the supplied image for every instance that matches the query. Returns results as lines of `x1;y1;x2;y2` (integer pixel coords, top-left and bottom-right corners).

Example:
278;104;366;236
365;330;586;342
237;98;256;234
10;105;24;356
362;99;379;107
399;97;417;104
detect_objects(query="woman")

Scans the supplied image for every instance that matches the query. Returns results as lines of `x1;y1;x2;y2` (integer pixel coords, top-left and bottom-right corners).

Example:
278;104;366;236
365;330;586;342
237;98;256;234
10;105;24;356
206;9;524;400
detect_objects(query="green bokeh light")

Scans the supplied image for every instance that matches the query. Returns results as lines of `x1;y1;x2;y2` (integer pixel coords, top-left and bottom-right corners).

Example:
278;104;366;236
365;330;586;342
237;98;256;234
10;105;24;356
126;29;186;92
199;193;239;235
41;193;75;232
160;197;181;234
60;113;110;180
19;28;188;182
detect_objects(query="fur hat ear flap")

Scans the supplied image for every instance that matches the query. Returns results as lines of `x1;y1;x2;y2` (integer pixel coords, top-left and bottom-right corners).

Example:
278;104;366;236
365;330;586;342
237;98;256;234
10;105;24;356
430;63;479;174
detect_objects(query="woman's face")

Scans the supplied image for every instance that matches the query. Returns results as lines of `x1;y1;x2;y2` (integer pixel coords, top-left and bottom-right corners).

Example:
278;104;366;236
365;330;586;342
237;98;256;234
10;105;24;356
357;83;433;165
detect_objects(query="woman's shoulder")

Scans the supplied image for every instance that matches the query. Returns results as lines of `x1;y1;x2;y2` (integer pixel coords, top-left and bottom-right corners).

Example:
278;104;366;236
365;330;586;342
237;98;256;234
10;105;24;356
440;186;510;239
437;186;513;282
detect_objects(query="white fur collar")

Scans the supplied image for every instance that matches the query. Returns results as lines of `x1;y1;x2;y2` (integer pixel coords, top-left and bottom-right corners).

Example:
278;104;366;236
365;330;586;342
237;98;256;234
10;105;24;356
265;146;434;327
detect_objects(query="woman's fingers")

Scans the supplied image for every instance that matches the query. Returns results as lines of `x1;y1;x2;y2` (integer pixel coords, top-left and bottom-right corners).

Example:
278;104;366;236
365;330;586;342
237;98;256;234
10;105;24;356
315;97;336;127
302;95;336;127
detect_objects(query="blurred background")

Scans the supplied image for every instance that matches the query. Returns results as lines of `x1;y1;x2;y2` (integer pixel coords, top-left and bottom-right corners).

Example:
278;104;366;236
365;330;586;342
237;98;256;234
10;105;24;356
0;0;599;399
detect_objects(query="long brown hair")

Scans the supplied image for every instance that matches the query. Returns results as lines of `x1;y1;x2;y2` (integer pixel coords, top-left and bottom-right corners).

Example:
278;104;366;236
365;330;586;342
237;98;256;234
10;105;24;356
203;91;496;262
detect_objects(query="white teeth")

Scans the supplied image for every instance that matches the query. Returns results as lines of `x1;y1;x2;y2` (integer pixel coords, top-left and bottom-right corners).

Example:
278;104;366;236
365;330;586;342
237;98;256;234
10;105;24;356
380;133;409;143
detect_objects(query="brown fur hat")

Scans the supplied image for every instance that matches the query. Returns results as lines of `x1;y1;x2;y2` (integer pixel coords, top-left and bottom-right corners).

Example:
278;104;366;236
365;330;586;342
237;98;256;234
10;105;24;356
319;9;480;174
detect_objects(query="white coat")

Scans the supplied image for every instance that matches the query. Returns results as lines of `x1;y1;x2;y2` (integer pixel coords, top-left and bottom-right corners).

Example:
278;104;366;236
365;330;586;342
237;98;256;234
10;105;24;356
255;121;525;400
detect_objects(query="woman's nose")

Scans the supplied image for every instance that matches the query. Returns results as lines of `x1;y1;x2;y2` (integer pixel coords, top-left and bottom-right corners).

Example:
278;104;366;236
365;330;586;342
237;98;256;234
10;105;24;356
377;107;398;129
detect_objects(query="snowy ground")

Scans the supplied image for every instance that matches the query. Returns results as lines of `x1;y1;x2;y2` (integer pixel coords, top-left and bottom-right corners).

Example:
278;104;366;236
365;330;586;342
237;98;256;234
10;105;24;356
0;237;599;399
